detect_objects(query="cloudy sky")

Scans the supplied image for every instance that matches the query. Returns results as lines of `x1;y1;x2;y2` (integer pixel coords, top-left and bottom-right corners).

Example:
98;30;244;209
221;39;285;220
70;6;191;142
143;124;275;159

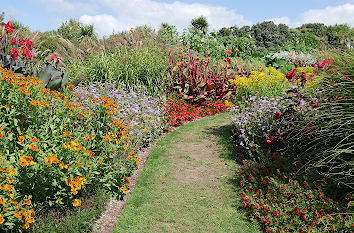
2;0;354;37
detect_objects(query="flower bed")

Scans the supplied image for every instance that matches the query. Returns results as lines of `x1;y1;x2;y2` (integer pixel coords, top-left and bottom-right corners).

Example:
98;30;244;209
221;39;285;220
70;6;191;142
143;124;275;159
0;68;139;230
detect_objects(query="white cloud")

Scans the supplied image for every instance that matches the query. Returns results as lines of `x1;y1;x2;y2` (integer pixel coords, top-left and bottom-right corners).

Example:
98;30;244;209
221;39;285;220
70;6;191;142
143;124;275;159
80;0;251;37
300;3;354;26
267;4;354;28
80;14;122;37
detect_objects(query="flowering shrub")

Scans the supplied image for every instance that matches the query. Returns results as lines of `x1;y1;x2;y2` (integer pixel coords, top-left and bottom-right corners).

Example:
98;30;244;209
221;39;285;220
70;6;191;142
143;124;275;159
229;67;290;98
0;68;138;230
163;99;227;128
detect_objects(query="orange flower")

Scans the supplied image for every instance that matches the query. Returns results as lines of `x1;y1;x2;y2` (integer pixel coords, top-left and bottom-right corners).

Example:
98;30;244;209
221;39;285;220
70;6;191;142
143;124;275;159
29;144;39;151
97;161;103;165
72;199;81;207
0;198;6;205
62;131;71;136
0;214;4;224
0;133;3;139
0;126;3;130
31;138;39;143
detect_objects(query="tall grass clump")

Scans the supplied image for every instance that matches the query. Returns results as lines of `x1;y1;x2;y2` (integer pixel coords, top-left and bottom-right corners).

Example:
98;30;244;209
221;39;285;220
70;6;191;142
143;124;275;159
68;45;169;94
288;51;353;191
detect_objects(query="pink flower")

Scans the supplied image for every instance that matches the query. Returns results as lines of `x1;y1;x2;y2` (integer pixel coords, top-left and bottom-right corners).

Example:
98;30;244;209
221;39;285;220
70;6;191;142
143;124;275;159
2;21;14;34
51;54;59;64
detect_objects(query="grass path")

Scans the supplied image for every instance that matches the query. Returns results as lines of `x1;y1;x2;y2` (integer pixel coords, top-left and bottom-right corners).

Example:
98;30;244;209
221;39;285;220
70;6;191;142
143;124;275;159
114;113;259;233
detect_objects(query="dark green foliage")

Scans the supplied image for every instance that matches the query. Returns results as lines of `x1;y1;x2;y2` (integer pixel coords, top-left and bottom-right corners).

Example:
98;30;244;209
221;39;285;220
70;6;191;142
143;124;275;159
191;16;209;35
38;62;69;90
217;25;251;38
250;21;290;50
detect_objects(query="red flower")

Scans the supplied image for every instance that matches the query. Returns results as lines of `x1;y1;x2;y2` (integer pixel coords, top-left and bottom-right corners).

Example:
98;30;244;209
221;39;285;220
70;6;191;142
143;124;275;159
286;69;297;81
51;54;59;64
274;111;281;120
265;136;275;145
22;47;34;60
19;39;34;51
2;21;15;34
301;72;306;81
9;48;19;60
11;37;19;45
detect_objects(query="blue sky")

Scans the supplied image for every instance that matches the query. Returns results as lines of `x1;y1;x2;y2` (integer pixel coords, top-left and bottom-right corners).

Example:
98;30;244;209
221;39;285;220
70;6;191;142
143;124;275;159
2;0;354;37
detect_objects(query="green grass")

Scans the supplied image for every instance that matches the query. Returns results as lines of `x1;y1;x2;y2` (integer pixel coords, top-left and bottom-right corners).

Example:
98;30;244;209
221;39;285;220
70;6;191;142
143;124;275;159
114;113;260;233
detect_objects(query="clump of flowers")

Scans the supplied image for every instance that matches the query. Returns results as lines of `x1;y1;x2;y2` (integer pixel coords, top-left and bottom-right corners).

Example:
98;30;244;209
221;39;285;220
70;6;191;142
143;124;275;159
238;157;353;232
163;99;227;129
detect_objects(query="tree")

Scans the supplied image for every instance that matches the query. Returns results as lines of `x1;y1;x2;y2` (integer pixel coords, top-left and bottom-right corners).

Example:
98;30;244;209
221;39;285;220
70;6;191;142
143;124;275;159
251;21;290;50
191;16;209;35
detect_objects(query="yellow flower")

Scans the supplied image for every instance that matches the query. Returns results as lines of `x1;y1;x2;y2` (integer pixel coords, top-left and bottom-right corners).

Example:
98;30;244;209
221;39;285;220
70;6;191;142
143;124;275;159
72;199;81;207
56;199;63;204
120;187;128;194
18;136;25;143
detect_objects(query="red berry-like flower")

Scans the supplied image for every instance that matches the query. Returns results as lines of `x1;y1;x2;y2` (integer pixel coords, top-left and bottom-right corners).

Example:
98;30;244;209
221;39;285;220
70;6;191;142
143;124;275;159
2;21;15;34
274;111;281;120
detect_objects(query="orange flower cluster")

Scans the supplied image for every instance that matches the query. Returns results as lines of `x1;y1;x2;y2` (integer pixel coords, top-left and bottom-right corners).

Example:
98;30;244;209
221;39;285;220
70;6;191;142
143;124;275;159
44;154;60;165
19;156;37;166
99;96;118;114
64;100;84;111
0;67;43;96
67;176;85;195
63;140;85;151
30;100;50;107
